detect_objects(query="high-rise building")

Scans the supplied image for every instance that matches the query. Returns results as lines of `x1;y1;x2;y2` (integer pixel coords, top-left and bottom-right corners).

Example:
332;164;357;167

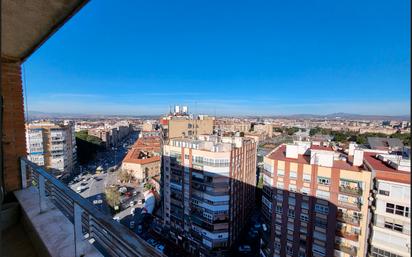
25;121;77;177
260;142;372;257
162;135;257;257
364;150;410;257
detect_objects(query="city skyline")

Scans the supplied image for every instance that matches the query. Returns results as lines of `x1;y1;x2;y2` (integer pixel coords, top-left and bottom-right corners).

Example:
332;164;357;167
24;0;410;116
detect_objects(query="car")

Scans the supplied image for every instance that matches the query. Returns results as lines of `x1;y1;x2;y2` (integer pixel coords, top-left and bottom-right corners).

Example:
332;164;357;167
262;223;267;232
253;223;261;229
155;244;165;253
238;245;252;253
119;187;127;193
113;217;120;223
137;224;143;234
132;190;138;196
130;221;135;229
147;239;156;246
129;201;134;207
125;191;132;197
130;207;135;215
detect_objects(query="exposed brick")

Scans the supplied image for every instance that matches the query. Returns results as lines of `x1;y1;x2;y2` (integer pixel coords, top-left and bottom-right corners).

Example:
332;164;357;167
1;59;26;192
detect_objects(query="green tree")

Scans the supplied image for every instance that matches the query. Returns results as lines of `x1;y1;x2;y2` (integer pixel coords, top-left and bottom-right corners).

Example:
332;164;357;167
390;132;411;146
75;130;103;164
105;186;121;208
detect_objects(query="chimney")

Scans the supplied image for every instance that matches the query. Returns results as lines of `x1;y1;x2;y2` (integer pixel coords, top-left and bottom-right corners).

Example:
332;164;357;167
348;142;357;156
353;149;364;166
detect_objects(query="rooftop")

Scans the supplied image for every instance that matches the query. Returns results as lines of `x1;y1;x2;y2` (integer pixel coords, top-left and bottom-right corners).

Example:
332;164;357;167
267;145;362;172
363;152;410;184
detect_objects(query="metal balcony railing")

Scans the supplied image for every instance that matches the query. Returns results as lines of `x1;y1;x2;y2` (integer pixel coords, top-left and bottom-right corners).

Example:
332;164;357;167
20;157;165;257
339;186;363;196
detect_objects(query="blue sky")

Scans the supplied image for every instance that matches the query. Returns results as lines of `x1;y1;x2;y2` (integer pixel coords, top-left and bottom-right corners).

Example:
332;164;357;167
24;0;410;116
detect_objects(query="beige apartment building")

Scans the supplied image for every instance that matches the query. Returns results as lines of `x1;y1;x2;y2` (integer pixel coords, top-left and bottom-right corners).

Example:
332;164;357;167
160;114;214;140
260;141;372;257
25;121;77;177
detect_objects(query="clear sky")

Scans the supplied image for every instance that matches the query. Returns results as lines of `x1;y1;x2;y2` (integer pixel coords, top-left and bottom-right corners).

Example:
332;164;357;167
24;0;410;116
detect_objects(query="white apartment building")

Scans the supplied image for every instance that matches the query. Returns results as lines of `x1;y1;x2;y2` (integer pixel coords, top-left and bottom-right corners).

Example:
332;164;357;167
162;135;256;257
363;150;411;257
26;121;77;177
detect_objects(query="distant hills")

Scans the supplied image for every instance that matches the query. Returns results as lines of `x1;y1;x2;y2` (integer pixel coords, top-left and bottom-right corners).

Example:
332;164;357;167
27;111;409;121
264;112;410;121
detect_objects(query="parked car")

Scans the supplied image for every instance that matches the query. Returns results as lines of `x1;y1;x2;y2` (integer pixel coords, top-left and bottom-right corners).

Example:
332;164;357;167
130;208;135;215
113;217;120;223
156;244;165;253
137;225;143;234
129;201;134;207
147;239;156;246
238;245;252;253
130;221;135;229
119;187;127;194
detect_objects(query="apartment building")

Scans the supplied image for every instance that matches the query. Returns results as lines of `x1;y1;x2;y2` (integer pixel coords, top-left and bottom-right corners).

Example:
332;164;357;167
88;123;133;148
363;151;410;257
160;114;214;140
122;136;161;183
260;141;372;257
162;135;257;257
26;121;77;177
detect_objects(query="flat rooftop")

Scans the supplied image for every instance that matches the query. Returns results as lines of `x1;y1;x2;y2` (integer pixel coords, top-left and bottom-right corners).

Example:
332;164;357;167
267;145;362;172
363;152;410;184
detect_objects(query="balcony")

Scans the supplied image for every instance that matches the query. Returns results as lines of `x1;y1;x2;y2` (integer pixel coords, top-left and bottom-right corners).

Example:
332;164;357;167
17;157;164;257
334;243;357;256
336;230;359;241
339;186;362;196
338;200;362;211
336;213;361;226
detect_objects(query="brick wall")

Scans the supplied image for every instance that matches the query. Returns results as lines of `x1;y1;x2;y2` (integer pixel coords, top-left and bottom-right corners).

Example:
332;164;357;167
1;58;26;192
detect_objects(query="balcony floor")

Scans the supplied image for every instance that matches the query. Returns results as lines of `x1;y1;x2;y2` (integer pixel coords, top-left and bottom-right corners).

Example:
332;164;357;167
2;222;39;257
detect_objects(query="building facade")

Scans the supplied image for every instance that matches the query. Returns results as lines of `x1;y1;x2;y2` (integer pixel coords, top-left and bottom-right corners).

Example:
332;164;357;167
121;136;161;183
260;142;372;257
363;151;410;257
162;135;257;257
26;121;77;177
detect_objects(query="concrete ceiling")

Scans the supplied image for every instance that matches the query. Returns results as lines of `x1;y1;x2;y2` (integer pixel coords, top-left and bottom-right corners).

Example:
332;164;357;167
1;0;89;62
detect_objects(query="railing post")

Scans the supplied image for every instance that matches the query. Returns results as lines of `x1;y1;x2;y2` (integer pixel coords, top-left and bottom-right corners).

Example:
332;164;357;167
38;176;47;212
20;158;27;189
74;203;84;257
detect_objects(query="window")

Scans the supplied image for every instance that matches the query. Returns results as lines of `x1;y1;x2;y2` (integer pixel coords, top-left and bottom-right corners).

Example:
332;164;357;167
264;163;273;174
288;208;295;218
316;190;330;200
276;205;282;214
371;246;403;257
276;182;284;189
277;169;285;176
290;170;297;179
378;190;390;196
315;217;327;229
317;177;330;185
289;184;297;192
384;221;403;233
286;245;293;255
315;204;329;215
300;213;309;222
386;203;410;217
303;173;311;182
301;187;310;195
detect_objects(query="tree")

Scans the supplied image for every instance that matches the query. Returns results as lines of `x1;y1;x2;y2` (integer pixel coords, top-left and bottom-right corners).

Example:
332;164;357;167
75;130;103;164
390;132;411;146
118;169;133;183
105;186;121;208
144;182;155;191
